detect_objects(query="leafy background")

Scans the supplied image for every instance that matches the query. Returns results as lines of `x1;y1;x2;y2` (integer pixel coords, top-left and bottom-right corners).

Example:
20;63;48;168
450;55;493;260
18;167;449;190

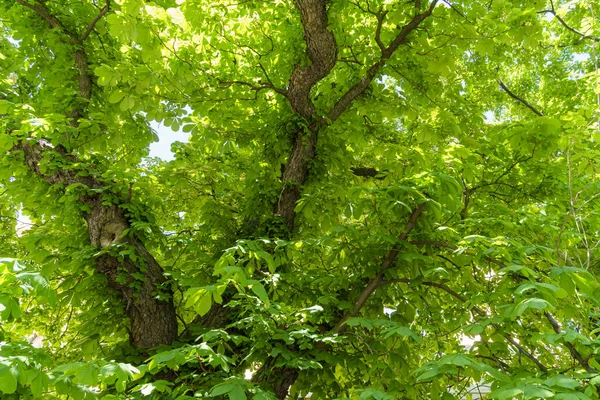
1;0;600;399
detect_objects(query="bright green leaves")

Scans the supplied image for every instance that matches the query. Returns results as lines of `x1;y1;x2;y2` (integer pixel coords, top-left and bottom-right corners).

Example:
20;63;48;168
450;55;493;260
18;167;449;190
3;0;600;398
505;297;554;319
346;318;421;343
0;343;51;398
106;13;138;42
210;381;247;400
249;280;270;307
185;287;216;316
94;65;121;87
146;343;231;373
134;380;174;396
0;361;18;395
0;259;54;323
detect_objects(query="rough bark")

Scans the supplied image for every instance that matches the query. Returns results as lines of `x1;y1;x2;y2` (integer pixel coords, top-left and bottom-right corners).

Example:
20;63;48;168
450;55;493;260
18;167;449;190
276;0;337;231
15;142;178;348
277;130;319;231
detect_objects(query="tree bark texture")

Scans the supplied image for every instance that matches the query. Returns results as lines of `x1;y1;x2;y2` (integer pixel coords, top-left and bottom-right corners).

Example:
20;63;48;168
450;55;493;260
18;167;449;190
276;0;337;231
15;142;178;348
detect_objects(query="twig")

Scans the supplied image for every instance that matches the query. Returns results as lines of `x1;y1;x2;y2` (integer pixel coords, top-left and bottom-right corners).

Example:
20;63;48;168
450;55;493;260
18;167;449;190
540;1;600;43
81;0;111;41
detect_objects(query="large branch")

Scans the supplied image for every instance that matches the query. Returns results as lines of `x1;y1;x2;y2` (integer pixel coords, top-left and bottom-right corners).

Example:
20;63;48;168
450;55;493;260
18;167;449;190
327;0;438;123
9;1;174;350
287;0;338;118
276;0;338;231
333;203;426;333
14;142;178;348
277;1;437;231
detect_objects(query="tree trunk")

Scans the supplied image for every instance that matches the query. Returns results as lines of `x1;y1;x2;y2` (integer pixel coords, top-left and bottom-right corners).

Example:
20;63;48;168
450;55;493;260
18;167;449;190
15;142;178;348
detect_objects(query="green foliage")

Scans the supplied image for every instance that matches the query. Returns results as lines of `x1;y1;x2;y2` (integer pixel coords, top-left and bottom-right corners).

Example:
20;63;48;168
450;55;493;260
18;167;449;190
2;0;600;398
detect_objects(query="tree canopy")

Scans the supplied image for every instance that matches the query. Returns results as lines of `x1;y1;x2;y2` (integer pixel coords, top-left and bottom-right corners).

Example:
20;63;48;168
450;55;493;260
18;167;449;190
1;0;600;398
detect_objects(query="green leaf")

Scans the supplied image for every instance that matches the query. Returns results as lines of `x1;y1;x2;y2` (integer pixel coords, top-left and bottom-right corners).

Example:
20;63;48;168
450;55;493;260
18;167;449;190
120;96;135;111
489;387;523;399
0;364;17;394
195;290;213;316
544;375;580;390
249;281;270;307
108;90;126;104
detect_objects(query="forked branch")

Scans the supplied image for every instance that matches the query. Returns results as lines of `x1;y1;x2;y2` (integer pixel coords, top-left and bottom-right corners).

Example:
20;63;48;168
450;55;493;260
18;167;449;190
328;0;438;123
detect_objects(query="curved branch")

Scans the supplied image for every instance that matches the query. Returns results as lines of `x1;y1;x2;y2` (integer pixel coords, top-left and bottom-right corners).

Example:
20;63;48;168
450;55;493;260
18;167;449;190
542;1;600;43
81;0;111;41
327;0;438;123
287;0;338;118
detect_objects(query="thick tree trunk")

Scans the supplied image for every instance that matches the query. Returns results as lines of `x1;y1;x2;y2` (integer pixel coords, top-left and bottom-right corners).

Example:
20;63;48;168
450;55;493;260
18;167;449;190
275;0;337;231
15;142;178;348
277;129;318;231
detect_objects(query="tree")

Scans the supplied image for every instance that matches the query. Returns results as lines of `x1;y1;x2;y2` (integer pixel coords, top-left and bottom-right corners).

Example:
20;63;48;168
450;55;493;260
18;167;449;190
1;0;600;398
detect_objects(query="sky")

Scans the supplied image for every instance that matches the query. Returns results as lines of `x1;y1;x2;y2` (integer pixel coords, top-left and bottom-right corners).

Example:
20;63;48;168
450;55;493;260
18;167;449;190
147;121;189;161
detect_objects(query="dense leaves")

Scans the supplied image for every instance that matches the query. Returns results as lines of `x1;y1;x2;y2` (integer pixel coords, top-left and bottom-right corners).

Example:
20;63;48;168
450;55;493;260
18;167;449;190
1;0;600;398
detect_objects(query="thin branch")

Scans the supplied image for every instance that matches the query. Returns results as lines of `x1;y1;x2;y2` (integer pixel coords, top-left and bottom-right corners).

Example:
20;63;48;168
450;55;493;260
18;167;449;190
541;1;600;43
544;312;595;373
502;333;548;372
442;0;472;23
0;215;38;227
328;0;438;123
81;0;110;41
381;276;549;372
333;203;426;333
375;10;389;52
471;142;538;192
409;240;591;372
497;79;544;116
